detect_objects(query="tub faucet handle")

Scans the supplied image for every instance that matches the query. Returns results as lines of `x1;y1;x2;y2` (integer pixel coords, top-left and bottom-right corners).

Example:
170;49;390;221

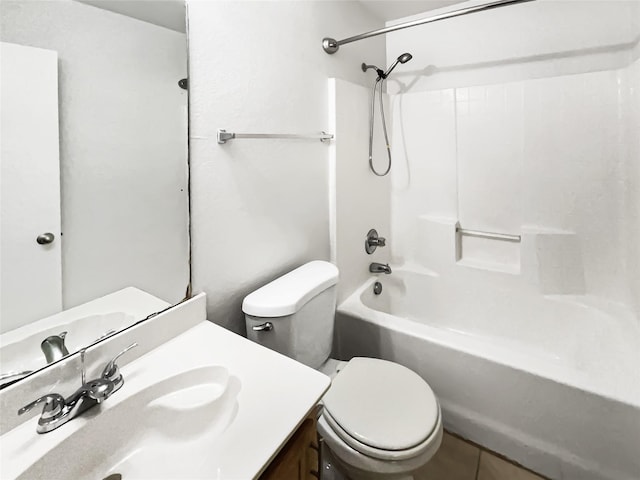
365;229;387;254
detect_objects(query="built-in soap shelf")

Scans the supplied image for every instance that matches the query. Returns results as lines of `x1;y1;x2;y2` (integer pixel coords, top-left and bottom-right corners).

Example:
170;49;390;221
415;216;584;294
454;222;521;275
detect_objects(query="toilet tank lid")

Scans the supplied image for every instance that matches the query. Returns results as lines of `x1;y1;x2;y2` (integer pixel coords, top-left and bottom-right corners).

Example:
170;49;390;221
242;261;339;317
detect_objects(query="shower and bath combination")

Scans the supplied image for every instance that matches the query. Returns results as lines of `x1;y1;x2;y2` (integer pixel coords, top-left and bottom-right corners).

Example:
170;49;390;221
362;53;413;176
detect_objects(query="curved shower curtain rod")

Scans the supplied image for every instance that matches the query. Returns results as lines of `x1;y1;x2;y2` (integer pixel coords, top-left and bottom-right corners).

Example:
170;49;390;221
322;0;535;54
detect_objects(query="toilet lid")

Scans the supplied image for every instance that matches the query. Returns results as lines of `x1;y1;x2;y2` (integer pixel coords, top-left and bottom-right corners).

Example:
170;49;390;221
322;357;439;451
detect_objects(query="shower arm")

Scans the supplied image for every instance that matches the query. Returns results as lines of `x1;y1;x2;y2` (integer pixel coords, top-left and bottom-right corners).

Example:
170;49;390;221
322;0;535;54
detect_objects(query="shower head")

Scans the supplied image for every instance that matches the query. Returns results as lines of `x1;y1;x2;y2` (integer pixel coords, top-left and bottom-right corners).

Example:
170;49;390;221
383;52;413;78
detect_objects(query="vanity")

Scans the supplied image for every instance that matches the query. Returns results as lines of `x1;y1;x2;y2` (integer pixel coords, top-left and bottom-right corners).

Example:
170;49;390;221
0;294;330;479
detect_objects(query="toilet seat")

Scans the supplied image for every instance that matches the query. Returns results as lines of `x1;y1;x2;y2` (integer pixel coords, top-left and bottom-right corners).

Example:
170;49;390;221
321;357;440;460
323;404;442;461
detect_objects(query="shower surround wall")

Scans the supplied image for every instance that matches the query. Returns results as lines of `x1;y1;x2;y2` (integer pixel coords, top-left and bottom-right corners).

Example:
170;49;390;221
390;65;639;307
349;0;640;477
386;0;640;312
187;0;385;333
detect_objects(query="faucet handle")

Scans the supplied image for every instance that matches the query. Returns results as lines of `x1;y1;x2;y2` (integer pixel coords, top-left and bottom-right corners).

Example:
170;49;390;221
18;393;65;420
101;343;138;390
365;229;387;254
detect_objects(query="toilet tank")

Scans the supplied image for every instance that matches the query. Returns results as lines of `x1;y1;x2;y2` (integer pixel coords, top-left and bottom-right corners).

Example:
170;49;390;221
242;261;339;369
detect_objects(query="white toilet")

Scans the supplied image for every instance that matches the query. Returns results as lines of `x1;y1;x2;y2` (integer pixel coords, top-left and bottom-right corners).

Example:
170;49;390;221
243;261;443;480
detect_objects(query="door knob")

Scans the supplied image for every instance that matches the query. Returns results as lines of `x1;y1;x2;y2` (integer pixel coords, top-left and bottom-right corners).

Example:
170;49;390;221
36;233;55;245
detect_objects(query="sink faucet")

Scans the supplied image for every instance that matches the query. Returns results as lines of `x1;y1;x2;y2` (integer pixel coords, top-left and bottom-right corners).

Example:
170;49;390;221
369;262;392;274
41;331;70;364
18;343;137;434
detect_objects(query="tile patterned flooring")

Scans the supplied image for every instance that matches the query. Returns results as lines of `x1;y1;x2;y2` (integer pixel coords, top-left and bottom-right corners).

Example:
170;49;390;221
415;431;548;480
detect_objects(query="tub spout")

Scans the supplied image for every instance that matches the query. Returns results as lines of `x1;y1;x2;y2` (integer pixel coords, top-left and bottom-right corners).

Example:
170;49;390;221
369;262;392;274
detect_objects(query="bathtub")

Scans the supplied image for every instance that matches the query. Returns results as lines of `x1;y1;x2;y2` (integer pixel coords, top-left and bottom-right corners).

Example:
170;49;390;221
335;267;640;480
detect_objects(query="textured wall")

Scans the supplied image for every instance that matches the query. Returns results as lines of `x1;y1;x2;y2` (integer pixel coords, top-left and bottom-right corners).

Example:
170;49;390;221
187;0;385;333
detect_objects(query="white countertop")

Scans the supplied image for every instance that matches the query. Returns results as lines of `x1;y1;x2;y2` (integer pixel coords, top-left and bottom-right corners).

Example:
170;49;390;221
1;320;331;479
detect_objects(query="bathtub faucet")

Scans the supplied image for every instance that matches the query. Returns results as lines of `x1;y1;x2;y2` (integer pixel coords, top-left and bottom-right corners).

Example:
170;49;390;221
369;262;392;274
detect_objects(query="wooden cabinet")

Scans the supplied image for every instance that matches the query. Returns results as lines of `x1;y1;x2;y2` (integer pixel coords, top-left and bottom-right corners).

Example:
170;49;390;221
259;409;320;480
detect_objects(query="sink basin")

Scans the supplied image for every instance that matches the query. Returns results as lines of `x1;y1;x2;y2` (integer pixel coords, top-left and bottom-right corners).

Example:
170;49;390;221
18;366;240;480
1;316;330;479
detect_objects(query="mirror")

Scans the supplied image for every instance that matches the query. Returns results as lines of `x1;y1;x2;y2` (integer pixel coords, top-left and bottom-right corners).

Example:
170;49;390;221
0;0;189;387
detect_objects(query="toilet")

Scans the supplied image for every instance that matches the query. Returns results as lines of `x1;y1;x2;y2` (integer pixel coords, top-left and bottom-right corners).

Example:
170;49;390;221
242;261;443;480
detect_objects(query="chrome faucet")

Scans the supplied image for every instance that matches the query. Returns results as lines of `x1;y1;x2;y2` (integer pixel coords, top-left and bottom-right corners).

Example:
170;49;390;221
18;343;137;434
369;262;392;274
41;331;70;364
365;229;387;254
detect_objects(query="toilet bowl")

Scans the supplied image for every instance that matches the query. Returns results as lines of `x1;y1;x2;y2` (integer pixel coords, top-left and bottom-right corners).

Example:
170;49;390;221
317;357;443;480
243;261;442;479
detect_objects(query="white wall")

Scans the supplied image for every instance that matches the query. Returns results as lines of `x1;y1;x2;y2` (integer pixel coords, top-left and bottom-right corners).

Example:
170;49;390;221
623;58;640;314
0;0;190;308
385;0;640;93
329;79;391;303
187;0;385;333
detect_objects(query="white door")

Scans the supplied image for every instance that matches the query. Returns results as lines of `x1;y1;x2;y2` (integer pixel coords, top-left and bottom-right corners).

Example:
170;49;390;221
1;42;62;333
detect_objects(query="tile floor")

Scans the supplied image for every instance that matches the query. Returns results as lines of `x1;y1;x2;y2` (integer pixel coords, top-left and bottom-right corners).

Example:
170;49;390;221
415;431;548;480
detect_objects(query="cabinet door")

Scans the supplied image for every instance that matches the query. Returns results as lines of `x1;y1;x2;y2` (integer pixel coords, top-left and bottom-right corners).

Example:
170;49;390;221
1;42;62;333
260;411;320;480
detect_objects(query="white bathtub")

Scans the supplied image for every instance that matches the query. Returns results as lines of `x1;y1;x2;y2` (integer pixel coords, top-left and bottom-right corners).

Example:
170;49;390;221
335;268;640;480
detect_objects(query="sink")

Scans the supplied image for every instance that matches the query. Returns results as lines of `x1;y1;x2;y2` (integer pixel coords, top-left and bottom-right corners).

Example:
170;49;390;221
1;317;330;479
17;366;240;480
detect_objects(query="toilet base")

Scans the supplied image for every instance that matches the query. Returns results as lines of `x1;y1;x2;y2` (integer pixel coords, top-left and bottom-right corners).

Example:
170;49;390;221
320;439;347;480
321;439;418;480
